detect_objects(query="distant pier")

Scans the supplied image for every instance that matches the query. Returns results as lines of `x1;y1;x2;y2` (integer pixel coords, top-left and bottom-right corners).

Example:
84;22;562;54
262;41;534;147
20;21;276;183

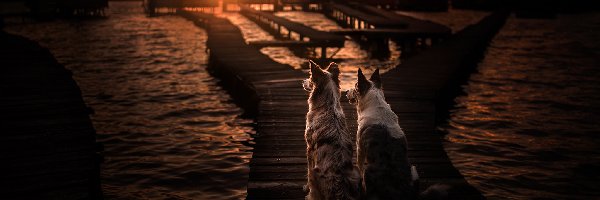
144;0;218;16
323;3;451;55
178;6;508;199
240;5;345;59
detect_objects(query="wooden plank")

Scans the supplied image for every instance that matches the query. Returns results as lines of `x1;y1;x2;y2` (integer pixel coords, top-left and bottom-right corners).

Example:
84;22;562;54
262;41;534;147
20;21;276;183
240;5;345;44
324;2;408;28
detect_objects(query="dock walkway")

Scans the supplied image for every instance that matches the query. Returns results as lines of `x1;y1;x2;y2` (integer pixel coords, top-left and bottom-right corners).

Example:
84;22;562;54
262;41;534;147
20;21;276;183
324;2;408;29
323;2;451;52
357;4;451;35
239;5;345;58
0;31;101;199
179;9;508;200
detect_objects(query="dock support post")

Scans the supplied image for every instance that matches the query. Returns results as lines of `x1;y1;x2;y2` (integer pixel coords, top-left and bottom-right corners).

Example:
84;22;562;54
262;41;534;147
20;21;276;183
302;3;309;11
277;25;281;35
321;47;327;59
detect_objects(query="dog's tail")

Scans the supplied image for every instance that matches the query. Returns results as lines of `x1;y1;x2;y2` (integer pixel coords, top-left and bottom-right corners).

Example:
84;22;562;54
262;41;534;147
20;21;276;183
312;166;362;200
413;165;451;200
340;166;362;200
419;184;451;200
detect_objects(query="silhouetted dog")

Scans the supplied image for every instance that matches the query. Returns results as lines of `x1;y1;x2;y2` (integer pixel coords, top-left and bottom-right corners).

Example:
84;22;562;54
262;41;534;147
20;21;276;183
303;61;361;200
347;68;420;200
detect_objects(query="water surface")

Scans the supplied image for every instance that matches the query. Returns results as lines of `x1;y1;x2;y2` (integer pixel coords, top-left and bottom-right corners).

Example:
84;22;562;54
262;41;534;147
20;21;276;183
440;14;600;199
7;2;254;199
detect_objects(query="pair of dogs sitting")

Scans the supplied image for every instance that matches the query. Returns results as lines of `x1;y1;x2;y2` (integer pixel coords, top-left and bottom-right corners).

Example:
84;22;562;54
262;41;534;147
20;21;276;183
302;61;445;200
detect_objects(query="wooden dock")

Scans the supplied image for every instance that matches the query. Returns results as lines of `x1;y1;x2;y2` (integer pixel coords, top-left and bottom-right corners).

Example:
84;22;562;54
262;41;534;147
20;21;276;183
323;2;409;29
356;4;451;35
0;31;101;199
223;0;321;12
179;9;508;199
144;0;218;16
322;2;451;55
240;5;345;58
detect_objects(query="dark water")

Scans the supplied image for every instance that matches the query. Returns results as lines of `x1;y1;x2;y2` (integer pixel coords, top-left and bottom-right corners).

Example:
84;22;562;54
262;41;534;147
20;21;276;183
439;14;600;199
6;1;600;199
7;2;253;199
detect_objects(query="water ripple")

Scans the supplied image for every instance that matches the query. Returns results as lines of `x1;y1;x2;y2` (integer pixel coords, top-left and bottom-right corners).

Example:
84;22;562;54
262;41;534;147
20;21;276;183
7;2;253;199
440;14;600;199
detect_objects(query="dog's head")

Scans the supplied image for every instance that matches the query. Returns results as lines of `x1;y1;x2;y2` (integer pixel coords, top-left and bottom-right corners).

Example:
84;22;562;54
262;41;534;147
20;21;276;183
346;68;382;105
302;60;341;98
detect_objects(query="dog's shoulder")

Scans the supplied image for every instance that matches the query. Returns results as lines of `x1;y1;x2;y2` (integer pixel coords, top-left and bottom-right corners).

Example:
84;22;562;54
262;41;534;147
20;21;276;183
358;124;390;143
359;123;407;153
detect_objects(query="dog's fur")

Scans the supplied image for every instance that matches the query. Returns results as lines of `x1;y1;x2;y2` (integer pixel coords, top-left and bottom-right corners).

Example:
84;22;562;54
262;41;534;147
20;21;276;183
347;68;419;200
303;61;361;200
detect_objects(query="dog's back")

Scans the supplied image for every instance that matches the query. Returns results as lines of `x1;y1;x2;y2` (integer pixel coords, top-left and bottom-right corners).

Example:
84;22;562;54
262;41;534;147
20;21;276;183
360;124;416;200
303;62;361;200
312;137;361;200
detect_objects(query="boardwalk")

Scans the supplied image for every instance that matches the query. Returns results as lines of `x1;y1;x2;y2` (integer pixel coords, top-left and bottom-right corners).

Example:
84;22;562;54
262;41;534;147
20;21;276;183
323;3;451;54
0;32;101;199
356;4;451;36
324;2;408;29
239;5;345;58
179;9;508;199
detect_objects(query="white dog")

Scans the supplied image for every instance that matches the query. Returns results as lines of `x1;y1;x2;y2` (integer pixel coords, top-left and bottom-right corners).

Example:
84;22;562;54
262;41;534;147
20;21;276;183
303;61;361;200
347;68;420;200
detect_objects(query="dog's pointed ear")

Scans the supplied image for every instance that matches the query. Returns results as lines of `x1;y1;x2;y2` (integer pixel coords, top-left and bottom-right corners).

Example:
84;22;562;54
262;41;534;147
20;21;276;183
370;68;382;89
357;68;371;95
309;60;325;80
327;62;340;83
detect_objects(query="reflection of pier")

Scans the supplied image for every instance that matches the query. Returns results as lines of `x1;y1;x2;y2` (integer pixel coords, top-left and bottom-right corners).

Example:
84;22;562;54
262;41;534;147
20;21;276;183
178;8;509;200
240;5;344;59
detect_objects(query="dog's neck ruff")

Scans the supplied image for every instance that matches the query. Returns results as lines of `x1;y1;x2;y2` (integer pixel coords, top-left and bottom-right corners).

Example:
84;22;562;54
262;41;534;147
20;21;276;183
308;81;343;114
357;88;404;139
